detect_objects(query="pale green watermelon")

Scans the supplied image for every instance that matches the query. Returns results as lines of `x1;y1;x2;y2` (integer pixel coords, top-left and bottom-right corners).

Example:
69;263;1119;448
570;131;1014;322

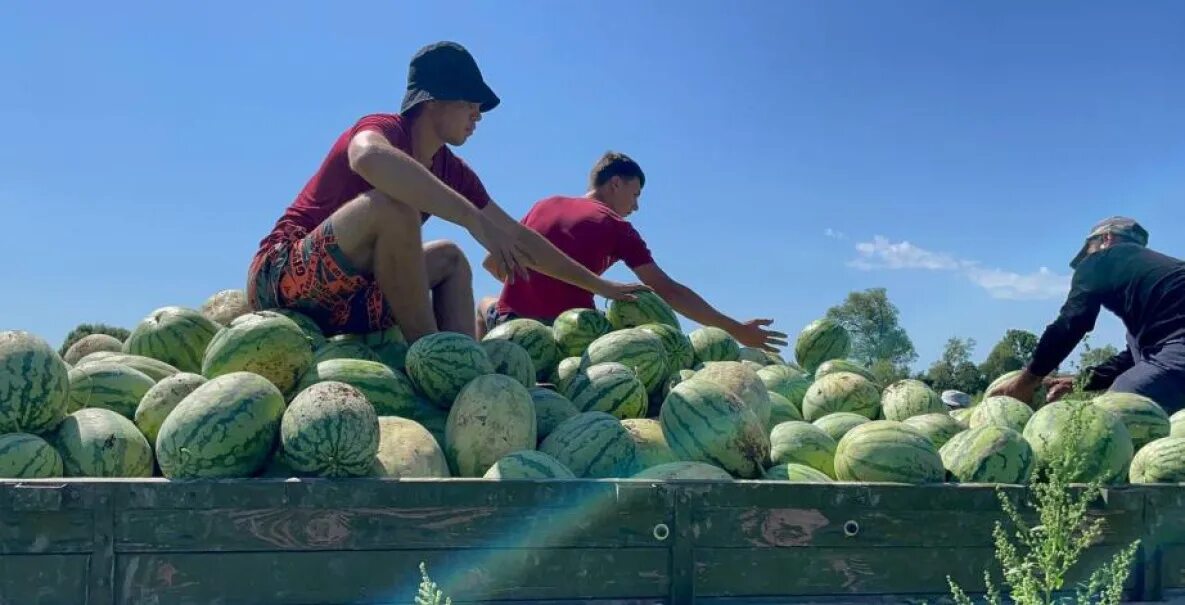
66;362;155;418
769;420;837;478
51;408;153;478
607;290;680;331
801;371;880;421
123;306;220;373
1172;409;1185;438
202;312;314;395
582;328;668;395
756;365;811;407
622;417;680;473
764;463;833;482
939;425;1033;484
1091;392;1170;451
269;309;327;350
969;396;1034;433
813;412;871;442
660;380;769;478
689;326;741;364
987;370;1047;407
565;362;647;420
1129;436;1185;483
1;330;71;434
77;352;180;381
815;359;876;383
689;361;772;427
767;391;803;428
483;450;574;479
295;358;418;417
794;319;851;373
1022;400;1134;484
372;416;449;478
62;334;123;365
134;372;208;445
737;347;772;367
903;412;965;449
480;339;536;388
200;288;252;327
638;323;695;371
484;318;561;381
551;356;584;393
633;460;732;480
445;374;536;477
880;379;944;422
834;420;944;484
551;308;612;358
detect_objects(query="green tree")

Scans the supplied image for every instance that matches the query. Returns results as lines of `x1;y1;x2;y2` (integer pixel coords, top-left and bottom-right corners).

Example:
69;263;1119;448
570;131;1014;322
979;329;1039;382
927;337;987;394
824;288;918;371
1078;343;1120;372
59;323;131;357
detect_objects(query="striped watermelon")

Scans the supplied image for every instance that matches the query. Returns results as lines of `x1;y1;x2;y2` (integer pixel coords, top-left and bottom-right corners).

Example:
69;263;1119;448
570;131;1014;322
123;306;220;373
939;425;1033;484
638;323;695;371
77;352;179;381
622;417;679;473
757;365;811;407
764;351;792;366
689;361;772;427
764;463;833;482
951;407;974;428
565;362;647;419
1022;400;1133;484
281;381;380;478
769;421;838;478
271;309;327;350
295;358;418;417
881;379;944;422
582;328;668;395
794;319;851;373
552;356;584;393
1129;436;1185;483
155;372;285;479
813;412;871;441
480;339;536;388
988;370;1047;407
737;347;771;367
1;330;70;434
801;371;881;421
529;387;580;444
903;412;965;449
632;461;732;480
606;290;680;331
659;380;770;478
406;332;494;408
1091;392;1170;450
313;339;382;364
484;319;560;381
51;408;153;477
767;391;803;428
330;328;408;370
202;312;314;395
552;308;612;358
372;416;449;478
539;411;638;478
689;327;741;364
0;433;64;478
483;450;575;479
834;420;945;484
445;374;536;477
66;362;156;418
815;359;877;384
969;396;1033;432
1172;409;1185;438
63;334;123;365
200;288;251;326
134;372;208;444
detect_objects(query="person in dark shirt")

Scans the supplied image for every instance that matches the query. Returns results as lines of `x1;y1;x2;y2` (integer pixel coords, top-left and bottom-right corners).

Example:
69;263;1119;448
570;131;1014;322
990;217;1185;413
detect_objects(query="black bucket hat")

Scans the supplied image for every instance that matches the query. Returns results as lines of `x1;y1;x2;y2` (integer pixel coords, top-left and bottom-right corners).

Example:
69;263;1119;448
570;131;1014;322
400;41;500;115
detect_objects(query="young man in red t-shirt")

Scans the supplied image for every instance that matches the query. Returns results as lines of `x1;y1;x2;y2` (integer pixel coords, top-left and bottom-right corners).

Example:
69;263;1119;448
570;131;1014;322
248;42;641;344
476;152;787;352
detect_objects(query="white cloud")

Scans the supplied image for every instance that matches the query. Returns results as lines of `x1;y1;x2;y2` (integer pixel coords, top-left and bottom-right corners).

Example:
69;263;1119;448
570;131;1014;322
848;236;1071;301
824;228;848;240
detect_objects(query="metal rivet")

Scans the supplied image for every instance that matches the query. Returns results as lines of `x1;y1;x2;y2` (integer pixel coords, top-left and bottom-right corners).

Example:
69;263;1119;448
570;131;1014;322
843;520;860;537
653;523;671;541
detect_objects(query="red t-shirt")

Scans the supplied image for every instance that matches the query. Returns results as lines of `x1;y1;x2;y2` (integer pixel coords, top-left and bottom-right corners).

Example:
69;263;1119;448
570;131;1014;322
257;113;491;253
496;196;654;319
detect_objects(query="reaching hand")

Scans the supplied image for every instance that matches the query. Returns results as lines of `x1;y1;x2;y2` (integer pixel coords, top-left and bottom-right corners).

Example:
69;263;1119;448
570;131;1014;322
729;319;788;353
595;281;652;302
1044;376;1076;403
987;371;1041;405
469;214;532;284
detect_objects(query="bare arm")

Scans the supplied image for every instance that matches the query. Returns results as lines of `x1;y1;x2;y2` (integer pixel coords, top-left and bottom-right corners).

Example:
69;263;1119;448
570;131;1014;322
481;253;507;282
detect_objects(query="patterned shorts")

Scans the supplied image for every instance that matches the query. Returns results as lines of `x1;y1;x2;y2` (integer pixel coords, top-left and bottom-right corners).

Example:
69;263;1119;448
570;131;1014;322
247;222;392;335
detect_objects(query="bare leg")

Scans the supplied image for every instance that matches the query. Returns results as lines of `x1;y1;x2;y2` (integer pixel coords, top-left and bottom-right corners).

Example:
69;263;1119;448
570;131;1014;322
424;240;475;337
474;296;499;340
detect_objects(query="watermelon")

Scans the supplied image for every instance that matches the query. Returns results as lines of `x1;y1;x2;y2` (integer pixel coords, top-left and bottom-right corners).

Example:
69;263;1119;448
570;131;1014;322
480;339;536;388
372;416;449;478
939;425;1033;484
816;359;877;383
445;374;536;477
1172;409;1185;438
739;360;765;373
638;323;695;371
659;380;769;478
155;371;285;479
483;450;575;479
295;358;418;417
737;347;771;367
622;417;679;473
757;365;811;405
406;332;494;408
271;309;328;350
764;351;791;366
767;391;803;428
62;334;123;365
689;327;741;364
539;411;638;478
331;328;407;370
1090;392;1170;450
880;379;944;422
405;397;449;446
764;463;833;482
951;407;974;427
565;362;647;419
65;362;156;418
0;433;64;478
552;356;584;393
813;412;871;442
51;408;153;477
1022;400;1134;484
76;352;180;381
794;319;851;373
606;290;680;331
834;420;945;484
202;312;314;395
123;306;220;373
987;370;1047;406
200;288;251;326
552;308;613;358
484;318;560;381
632;461;732;480
1129;437;1185;483
313;339;382;364
903;412;965;449
582;328;668;395
969;396;1033;432
134;372;208;444
689;361;772;427
801;371;881;421
0;331;71;434
769;421;838;478
529;386;579;443
281;381;380;478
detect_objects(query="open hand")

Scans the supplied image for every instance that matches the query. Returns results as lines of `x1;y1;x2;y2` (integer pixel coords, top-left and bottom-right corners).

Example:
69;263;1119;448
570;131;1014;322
595;281;652;302
469;214;532;284
1043;376;1076;402
729;319;788;353
987;371;1041;405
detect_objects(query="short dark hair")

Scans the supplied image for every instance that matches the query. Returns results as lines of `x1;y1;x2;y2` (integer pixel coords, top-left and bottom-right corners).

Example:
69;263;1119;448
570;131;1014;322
589;151;645;190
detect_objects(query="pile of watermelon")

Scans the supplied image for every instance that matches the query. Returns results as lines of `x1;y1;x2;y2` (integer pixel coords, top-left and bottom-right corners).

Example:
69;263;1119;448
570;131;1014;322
3;287;1185;485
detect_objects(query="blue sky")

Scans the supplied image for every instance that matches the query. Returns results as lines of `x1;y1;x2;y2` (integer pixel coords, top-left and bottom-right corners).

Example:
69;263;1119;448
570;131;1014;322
2;1;1183;371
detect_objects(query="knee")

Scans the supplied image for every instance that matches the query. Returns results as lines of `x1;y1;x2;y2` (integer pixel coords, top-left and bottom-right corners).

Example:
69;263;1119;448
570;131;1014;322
357;190;421;230
429;240;471;276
